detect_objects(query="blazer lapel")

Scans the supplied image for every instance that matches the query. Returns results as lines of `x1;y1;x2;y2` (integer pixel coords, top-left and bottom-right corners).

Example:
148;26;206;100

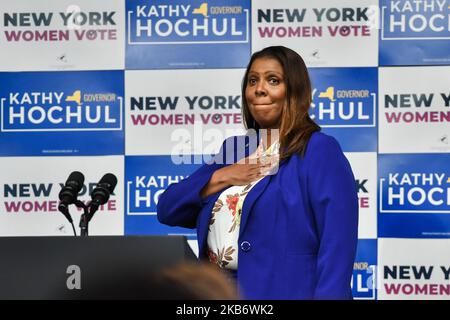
238;131;271;236
239;174;272;237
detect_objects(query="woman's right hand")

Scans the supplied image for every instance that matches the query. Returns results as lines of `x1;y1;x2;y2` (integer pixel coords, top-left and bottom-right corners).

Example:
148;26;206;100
215;156;271;186
200;154;274;199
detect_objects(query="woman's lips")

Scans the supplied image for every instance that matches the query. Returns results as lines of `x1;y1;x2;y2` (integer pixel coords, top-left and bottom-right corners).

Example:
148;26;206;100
251;103;274;107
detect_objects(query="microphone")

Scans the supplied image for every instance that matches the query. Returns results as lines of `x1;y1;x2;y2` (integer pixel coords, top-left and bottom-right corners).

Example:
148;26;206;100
88;173;117;221
58;171;85;223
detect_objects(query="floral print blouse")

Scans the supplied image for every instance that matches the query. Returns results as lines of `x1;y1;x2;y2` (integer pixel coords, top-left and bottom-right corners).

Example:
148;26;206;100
206;140;280;270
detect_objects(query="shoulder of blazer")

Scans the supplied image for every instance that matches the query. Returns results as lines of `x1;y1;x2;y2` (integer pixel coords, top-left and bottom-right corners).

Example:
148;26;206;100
211;131;259;163
304;131;343;160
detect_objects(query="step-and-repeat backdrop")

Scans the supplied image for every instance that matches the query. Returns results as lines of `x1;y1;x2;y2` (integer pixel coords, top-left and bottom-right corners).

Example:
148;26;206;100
1;0;449;299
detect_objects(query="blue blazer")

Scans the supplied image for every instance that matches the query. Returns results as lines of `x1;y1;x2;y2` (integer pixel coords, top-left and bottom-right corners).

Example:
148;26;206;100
157;131;358;300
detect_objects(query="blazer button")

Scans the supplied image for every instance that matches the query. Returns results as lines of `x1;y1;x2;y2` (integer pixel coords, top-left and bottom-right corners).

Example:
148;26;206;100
240;241;251;252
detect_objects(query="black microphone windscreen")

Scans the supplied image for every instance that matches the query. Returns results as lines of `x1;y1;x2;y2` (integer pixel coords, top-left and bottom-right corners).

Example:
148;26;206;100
66;171;85;192
98;173;117;193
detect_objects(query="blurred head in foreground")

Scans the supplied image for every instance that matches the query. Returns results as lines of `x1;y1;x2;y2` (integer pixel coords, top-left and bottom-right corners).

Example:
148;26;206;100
60;261;239;300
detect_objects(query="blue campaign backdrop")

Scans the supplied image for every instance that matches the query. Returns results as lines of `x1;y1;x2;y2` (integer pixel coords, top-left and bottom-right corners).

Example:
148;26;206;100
0;71;124;156
309;67;378;152
352;239;378;299
126;0;251;69
378;153;450;238
379;0;450;65
124;155;202;238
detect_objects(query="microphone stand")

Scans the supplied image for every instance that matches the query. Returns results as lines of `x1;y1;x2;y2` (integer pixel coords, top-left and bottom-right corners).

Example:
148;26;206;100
75;200;90;237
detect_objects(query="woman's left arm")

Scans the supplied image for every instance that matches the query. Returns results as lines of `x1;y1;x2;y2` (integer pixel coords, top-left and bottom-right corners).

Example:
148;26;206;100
307;135;359;300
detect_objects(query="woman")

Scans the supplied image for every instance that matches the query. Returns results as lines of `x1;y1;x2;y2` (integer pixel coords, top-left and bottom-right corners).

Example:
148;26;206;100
157;46;358;299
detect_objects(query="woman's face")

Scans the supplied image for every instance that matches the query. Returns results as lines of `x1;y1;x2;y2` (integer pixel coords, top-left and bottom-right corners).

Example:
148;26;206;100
245;57;286;129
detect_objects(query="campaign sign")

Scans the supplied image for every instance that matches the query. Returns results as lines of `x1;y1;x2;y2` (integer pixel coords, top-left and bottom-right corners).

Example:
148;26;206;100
378;238;450;300
252;0;379;67
352;239;377;300
0;156;124;236
380;0;450;65
126;0;251;69
308;67;378;152
379;66;450;154
346;152;377;239
0;71;124;156
125;69;245;156
125;155;202;238
0;0;125;71
378;153;450;238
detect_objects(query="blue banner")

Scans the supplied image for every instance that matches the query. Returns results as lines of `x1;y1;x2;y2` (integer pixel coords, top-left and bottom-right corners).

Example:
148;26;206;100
352;239;377;300
0;71;124;156
380;0;450;65
378;153;450;238
125;155;203;237
309;67;378;152
126;0;251;69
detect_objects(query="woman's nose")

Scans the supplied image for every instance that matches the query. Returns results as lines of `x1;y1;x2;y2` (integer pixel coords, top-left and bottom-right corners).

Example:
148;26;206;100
255;81;267;96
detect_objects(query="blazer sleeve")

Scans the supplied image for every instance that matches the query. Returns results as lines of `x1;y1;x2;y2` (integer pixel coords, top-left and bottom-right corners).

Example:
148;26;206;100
306;134;359;300
156;139;229;229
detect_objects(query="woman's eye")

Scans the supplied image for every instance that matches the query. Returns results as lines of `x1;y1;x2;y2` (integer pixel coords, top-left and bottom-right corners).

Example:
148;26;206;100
248;78;257;85
269;78;280;85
